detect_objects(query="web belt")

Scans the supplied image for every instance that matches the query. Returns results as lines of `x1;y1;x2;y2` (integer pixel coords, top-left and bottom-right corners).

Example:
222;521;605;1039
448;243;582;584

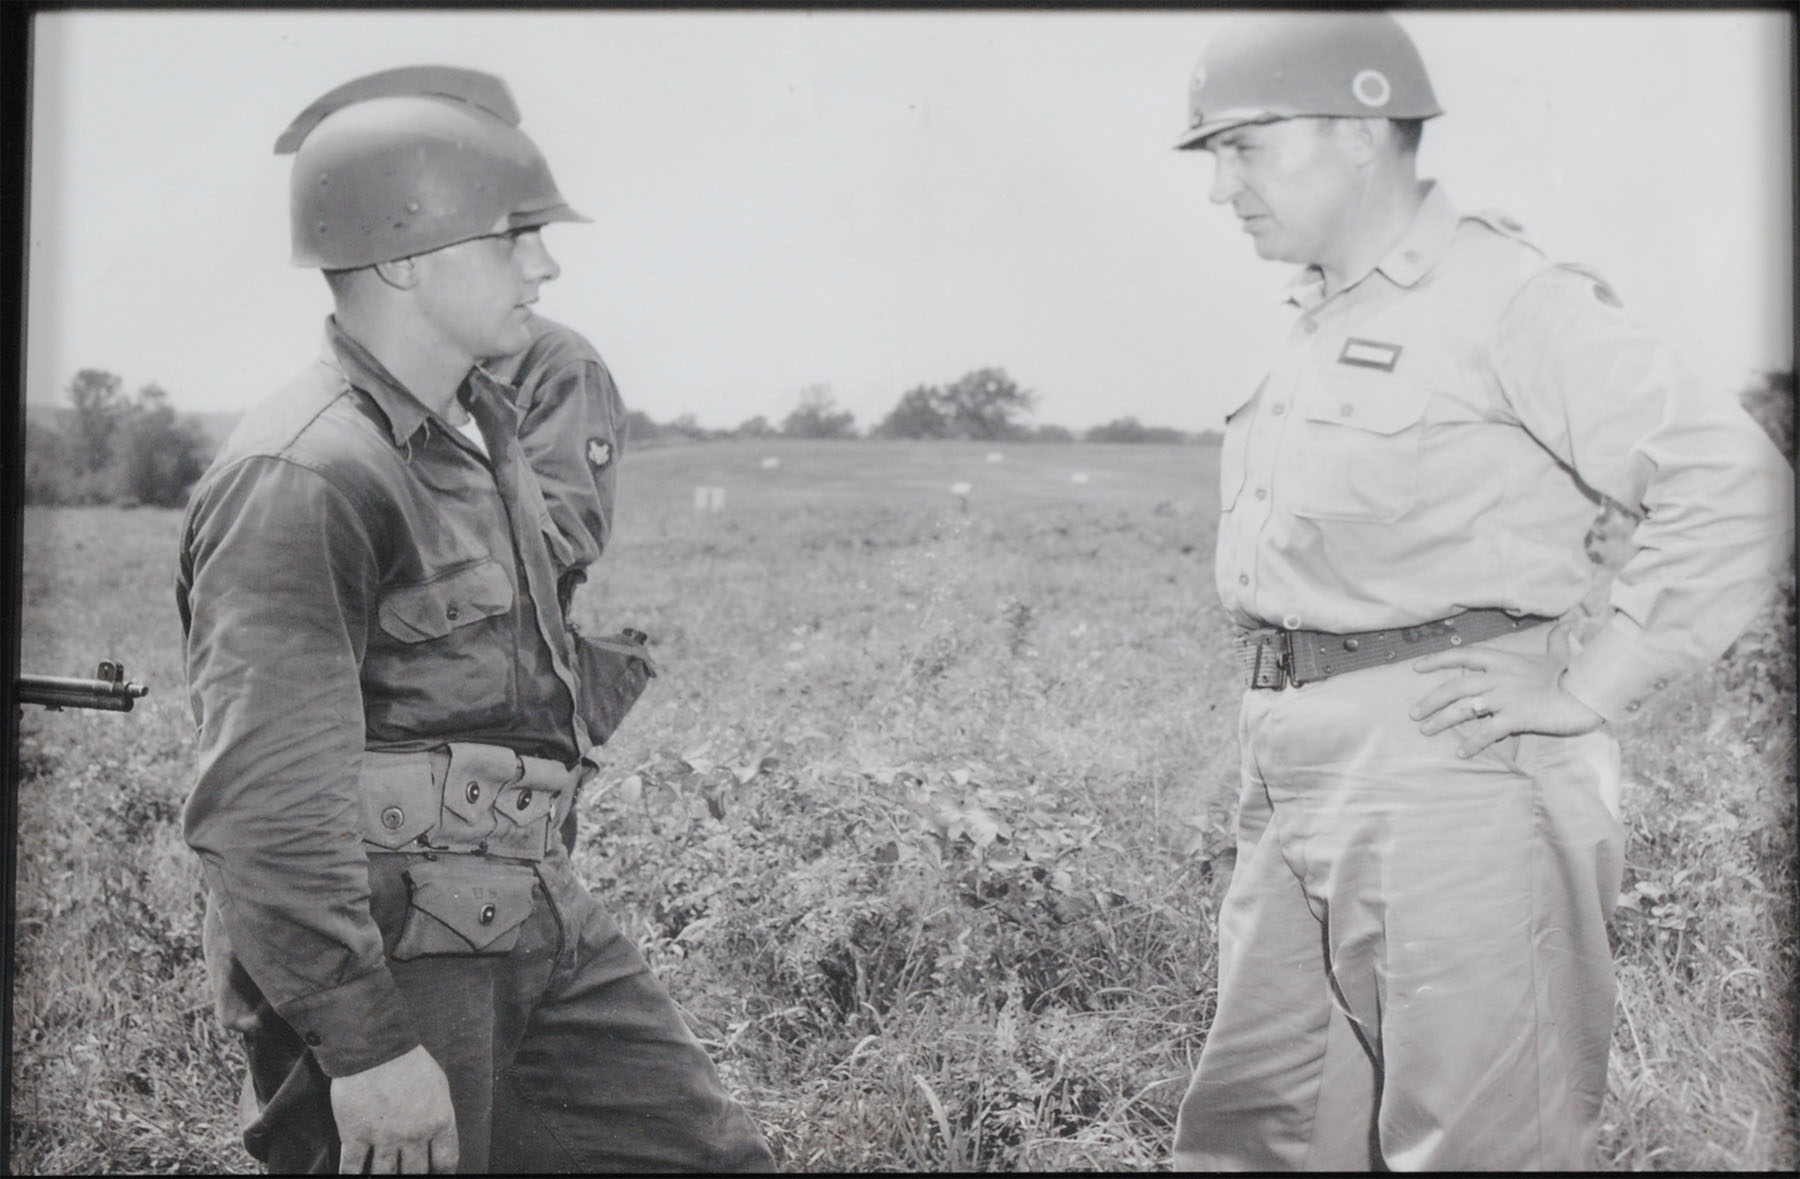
1235;609;1554;690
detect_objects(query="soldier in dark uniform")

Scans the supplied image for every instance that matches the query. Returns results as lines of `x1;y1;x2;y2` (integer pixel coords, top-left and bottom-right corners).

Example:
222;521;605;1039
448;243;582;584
179;66;773;1173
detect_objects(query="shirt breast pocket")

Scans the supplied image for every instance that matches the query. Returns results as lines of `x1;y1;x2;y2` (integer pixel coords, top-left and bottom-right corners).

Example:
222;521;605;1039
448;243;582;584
1286;374;1434;524
377;558;514;643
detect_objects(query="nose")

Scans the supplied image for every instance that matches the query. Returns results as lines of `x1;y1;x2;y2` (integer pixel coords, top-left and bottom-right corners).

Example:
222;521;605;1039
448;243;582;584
517;231;561;284
1208;155;1241;206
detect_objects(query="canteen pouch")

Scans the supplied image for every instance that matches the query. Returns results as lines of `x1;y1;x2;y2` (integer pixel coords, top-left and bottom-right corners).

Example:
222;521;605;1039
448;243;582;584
391;858;538;960
574;629;657;744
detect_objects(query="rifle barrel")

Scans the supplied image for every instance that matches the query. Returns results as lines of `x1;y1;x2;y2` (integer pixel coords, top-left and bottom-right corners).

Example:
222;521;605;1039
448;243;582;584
17;673;149;712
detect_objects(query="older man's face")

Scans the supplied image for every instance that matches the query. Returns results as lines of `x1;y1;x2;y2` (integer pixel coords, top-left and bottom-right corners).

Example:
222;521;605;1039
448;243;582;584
1203;118;1362;267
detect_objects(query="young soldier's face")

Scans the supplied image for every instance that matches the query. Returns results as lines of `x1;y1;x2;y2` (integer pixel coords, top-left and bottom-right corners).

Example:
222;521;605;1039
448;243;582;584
1204;118;1360;266
412;227;560;362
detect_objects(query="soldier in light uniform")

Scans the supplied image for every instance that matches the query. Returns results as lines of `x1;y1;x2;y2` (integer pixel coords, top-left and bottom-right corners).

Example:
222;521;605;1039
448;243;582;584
179;66;772;1172
1169;13;1792;1170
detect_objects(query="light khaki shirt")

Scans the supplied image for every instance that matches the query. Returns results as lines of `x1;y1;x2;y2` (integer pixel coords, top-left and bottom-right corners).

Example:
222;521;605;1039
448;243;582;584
1215;183;1792;724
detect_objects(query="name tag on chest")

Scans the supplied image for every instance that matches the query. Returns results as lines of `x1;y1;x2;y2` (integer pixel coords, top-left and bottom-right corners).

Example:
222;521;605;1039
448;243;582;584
1337;338;1404;372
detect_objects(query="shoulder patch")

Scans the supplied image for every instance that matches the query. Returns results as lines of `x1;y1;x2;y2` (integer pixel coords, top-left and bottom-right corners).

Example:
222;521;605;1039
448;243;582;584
1466;209;1533;241
1556;262;1625;310
585;437;613;469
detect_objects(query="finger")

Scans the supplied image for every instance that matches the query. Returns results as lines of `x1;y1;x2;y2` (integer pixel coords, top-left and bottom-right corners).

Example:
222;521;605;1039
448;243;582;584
1409;675;1486;721
338;1138;372;1175
1412;649;1488;673
369;1144;401;1174
430;1128;460;1175
1456;720;1506;759
1417;697;1490;736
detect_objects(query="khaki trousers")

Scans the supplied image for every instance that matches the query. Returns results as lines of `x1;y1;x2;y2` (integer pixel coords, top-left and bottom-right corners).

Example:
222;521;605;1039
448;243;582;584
1174;626;1624;1171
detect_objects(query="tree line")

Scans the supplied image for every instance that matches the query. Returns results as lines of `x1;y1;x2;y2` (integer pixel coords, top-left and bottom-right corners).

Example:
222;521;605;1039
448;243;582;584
35;359;1441;507
630;366;1218;446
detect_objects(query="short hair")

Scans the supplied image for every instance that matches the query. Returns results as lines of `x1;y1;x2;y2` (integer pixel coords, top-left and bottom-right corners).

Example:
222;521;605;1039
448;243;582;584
1314;116;1425;159
1390;118;1425;157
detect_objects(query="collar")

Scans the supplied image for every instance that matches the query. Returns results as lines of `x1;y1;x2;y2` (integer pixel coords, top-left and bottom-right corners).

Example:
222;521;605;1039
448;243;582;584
1283;181;1459;310
323;318;434;447
323;319;521;447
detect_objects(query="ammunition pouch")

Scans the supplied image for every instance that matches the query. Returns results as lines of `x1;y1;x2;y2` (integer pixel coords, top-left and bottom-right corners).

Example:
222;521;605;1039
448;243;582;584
357;742;583;861
573;628;657;744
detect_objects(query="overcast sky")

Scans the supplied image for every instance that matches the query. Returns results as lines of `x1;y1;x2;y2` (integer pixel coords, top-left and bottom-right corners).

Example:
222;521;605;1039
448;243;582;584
24;8;1794;433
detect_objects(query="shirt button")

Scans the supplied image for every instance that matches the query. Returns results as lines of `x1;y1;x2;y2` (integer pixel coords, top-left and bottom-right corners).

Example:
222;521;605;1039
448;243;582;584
304;1031;323;1047
1254;488;1267;501
1302;320;1318;334
446;604;460;621
1626;701;1641;712
1653;679;1668;691
1339;404;1355;417
1270;402;1287;417
1281;614;1302;630
1238;574;1250;586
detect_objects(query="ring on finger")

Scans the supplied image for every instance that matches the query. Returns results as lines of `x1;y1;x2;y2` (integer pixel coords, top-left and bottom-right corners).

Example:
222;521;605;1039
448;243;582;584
1468;695;1490;718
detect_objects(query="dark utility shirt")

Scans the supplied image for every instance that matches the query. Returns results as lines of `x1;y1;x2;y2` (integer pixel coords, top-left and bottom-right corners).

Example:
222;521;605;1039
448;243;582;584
487;313;629;581
177;319;588;1076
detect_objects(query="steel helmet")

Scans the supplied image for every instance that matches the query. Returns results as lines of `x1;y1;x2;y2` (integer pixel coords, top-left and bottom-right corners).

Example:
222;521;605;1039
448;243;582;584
1175;12;1442;151
275;65;589;269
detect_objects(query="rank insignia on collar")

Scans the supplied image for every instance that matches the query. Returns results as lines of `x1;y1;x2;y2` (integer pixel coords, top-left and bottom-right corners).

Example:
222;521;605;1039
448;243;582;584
1338;338;1403;372
586;438;613;469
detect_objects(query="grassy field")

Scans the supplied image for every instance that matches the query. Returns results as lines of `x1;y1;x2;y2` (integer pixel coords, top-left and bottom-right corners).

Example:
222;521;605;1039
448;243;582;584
8;438;1795;1172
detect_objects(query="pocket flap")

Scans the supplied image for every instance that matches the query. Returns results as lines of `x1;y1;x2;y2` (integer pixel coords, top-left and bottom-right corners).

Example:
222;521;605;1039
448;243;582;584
493;783;556;831
378;559;514;644
440;742;520;824
1302;373;1432;436
357;754;437;850
402;860;536;952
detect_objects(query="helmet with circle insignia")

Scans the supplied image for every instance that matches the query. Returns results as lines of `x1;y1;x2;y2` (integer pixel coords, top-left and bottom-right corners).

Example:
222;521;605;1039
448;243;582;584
1175;12;1442;151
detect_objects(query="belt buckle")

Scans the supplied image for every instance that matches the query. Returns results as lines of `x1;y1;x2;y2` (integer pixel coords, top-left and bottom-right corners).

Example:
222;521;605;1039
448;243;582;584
1249;630;1294;690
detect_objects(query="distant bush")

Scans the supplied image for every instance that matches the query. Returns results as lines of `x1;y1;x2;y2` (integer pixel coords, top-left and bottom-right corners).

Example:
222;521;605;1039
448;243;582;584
1083;417;1192;445
26;371;213;506
874;368;1036;441
783;385;859;439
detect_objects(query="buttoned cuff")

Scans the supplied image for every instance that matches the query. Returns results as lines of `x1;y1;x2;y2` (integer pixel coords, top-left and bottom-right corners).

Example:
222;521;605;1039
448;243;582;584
1560;615;1680;726
274;965;420;1078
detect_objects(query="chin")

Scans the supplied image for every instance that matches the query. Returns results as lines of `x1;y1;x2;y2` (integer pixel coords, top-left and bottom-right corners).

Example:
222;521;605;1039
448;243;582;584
482;324;531;360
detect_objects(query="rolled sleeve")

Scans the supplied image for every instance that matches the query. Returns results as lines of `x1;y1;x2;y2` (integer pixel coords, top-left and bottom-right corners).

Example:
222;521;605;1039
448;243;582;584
1495;266;1795;722
180;454;420;1075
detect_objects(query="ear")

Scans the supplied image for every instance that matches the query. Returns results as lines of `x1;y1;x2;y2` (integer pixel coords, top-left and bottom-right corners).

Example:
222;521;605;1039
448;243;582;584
372;256;420;291
1331;118;1383;166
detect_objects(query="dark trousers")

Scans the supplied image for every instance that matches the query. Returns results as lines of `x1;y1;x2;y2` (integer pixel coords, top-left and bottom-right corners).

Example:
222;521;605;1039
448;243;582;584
236;850;773;1173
